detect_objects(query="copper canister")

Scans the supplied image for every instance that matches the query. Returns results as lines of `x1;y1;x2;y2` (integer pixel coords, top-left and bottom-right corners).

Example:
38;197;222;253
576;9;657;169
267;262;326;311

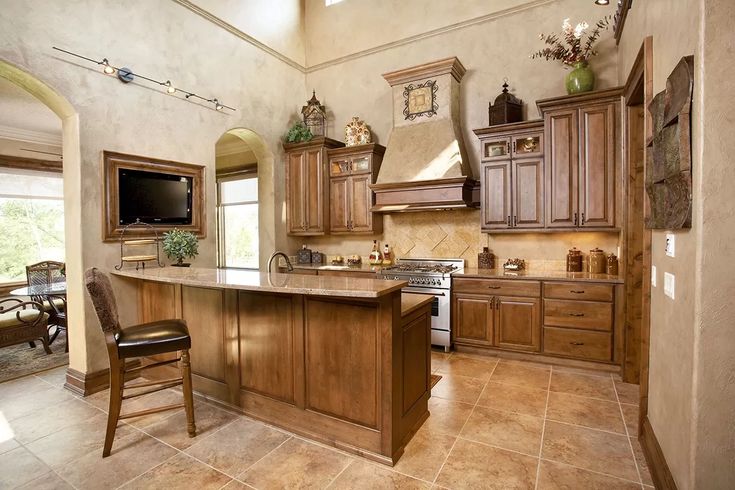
607;253;619;276
478;247;495;269
589;248;606;274
566;248;583;272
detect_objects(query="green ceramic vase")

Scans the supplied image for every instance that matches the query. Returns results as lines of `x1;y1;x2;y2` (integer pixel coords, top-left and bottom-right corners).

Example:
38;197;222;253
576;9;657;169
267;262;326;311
565;61;595;95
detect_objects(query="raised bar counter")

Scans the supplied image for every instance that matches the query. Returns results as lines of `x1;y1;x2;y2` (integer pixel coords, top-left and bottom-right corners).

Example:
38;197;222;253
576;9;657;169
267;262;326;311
112;267;431;465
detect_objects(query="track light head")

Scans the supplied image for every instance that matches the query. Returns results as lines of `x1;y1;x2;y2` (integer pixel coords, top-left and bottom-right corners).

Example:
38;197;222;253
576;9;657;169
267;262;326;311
101;58;115;74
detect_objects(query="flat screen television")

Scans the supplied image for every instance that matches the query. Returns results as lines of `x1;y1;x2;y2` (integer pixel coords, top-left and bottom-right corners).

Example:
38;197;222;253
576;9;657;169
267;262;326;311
118;168;193;225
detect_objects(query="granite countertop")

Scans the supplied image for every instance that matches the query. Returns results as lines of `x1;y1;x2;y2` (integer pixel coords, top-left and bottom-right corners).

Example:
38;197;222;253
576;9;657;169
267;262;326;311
112;267;406;298
401;294;434;317
455;268;624;284
290;262;382;273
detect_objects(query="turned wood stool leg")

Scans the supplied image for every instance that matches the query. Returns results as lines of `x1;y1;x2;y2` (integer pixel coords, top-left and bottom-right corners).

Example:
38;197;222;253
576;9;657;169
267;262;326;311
181;349;196;437
103;359;125;457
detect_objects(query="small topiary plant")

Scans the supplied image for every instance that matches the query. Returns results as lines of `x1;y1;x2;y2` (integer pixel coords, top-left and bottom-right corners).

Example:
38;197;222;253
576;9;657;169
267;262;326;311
285;122;313;143
162;229;199;266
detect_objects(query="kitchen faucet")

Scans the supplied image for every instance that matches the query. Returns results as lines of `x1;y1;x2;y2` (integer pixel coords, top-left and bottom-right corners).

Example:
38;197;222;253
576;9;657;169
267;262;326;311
267;251;293;273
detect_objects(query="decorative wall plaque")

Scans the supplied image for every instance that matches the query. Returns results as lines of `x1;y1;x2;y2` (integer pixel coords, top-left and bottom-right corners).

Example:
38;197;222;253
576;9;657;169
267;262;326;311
645;55;694;229
403;80;438;120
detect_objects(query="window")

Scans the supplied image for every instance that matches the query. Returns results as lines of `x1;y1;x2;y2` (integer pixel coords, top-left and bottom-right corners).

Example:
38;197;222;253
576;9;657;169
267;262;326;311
217;173;258;269
0;168;65;283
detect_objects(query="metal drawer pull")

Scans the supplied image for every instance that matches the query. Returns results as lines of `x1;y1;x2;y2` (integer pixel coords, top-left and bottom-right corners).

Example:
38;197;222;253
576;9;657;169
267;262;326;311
570;290;585;294
487;286;501;289
569;313;585;317
570;341;585;346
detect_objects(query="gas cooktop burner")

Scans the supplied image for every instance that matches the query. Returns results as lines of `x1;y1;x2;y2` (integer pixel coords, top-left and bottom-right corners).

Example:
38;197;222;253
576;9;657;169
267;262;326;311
381;264;458;274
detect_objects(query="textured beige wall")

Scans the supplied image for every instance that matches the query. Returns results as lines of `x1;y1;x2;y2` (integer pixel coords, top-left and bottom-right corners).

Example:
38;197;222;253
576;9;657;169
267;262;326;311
301;0;620;266
0;0;304;374
617;1;700;487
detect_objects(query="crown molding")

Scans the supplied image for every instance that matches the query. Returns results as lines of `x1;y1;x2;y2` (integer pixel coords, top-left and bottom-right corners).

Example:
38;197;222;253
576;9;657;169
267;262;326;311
0;125;62;147
383;57;466;86
171;0;556;74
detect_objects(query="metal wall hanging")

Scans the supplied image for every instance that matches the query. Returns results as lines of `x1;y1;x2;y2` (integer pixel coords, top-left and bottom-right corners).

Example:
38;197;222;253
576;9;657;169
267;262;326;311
646;55;694;229
403;80;438;120
613;0;633;45
302;91;327;137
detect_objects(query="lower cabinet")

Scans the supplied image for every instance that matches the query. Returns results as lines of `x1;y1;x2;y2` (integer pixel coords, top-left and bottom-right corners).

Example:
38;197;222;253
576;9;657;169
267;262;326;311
453;293;494;347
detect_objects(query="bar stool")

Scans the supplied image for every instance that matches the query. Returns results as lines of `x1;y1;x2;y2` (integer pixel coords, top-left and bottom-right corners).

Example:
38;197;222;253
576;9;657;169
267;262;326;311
84;267;196;457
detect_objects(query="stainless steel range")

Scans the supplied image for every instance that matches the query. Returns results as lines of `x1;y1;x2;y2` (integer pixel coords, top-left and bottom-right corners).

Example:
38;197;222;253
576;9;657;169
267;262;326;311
378;258;464;352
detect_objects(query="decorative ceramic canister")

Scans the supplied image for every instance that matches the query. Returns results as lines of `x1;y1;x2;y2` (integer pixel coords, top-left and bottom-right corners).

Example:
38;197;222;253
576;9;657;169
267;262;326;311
478;247;495;269
607;253;619;276
344;117;372;147
566;247;583;272
311;251;324;264
589;248;606;274
296;244;312;264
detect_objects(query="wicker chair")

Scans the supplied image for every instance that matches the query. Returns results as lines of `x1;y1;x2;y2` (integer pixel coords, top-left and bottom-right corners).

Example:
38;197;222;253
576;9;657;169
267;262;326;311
0;299;51;354
25;260;66;347
84;268;196;457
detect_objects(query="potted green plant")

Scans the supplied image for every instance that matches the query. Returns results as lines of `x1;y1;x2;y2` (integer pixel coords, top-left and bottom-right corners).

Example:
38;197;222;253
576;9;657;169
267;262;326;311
284;122;313;143
531;16;611;94
162;229;199;267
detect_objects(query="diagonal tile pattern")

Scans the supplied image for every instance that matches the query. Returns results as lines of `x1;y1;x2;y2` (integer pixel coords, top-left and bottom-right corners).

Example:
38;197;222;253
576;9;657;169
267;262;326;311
0;357;647;490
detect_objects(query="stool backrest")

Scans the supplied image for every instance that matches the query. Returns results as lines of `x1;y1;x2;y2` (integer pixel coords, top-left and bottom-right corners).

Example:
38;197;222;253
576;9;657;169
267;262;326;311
84;268;121;336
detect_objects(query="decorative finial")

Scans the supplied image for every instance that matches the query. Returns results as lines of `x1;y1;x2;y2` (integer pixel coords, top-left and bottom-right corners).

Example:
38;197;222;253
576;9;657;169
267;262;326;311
502;78;509;93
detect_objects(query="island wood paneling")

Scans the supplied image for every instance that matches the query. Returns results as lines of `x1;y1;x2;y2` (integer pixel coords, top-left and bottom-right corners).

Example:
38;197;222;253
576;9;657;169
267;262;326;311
183;286;226;383
137;280;180;379
304;298;379;428
401;312;430;415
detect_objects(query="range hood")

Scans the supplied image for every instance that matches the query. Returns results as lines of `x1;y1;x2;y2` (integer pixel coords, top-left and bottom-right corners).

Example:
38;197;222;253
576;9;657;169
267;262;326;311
371;57;478;212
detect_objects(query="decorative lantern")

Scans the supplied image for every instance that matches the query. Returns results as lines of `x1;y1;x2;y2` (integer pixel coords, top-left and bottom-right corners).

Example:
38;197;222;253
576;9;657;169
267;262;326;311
488;79;523;126
302;90;327;137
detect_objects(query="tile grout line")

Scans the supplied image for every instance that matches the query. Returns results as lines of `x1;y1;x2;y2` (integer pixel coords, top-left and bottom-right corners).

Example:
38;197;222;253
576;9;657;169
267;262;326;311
11;437;82;490
233;435;293;482
112;450;182;490
534;364;553;490
538;456;648;486
323;458;354;489
612;372;645;485
429;357;498;486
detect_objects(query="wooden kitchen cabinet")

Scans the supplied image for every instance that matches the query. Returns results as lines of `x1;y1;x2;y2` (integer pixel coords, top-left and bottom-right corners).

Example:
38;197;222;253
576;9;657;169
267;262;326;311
285;137;344;236
495;296;541;352
453;293;494;346
538;89;621;230
326;143;384;234
474;121;544;232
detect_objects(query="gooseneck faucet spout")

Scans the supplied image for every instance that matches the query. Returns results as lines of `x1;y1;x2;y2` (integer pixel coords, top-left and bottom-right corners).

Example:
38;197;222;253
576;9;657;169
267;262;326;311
268;251;293;273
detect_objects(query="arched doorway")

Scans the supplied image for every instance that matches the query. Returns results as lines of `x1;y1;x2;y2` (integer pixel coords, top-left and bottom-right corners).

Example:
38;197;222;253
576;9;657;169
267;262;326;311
214;128;275;271
0;59;85;377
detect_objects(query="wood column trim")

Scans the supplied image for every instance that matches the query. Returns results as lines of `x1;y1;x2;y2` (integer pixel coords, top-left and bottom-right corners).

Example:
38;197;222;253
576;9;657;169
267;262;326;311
640;416;678;490
0;154;62;173
64;360;141;396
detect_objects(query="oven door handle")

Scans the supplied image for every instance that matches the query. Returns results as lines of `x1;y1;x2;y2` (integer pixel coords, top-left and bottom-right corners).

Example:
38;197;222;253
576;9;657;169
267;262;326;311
402;288;446;297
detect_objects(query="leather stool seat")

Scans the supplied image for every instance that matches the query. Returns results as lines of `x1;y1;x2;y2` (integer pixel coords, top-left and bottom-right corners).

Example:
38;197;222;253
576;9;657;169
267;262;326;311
116;319;191;358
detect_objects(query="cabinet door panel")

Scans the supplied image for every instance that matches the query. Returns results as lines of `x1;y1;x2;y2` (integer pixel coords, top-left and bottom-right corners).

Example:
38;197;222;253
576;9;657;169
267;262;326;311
580;103;616;227
304;148;325;233
329;177;350;233
481;161;511;230
453;294;493;346
349;174;373;232
513;158;544;228
495;296;540;352
287;152;305;233
545;109;579;227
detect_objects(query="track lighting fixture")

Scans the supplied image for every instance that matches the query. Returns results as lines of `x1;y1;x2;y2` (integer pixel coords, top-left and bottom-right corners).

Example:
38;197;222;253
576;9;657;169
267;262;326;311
164;80;176;94
101;58;115;74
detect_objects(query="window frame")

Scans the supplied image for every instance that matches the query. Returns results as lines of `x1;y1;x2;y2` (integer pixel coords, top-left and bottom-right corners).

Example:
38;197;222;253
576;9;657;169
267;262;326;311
216;169;259;270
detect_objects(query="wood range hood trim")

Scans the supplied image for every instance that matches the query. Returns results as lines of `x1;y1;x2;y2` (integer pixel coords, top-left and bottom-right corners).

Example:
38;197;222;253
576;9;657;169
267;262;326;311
370;176;479;213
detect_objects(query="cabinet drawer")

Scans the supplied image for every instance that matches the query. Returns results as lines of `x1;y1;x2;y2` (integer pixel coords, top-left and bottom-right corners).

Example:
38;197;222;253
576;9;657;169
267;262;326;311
544;282;613;302
543;327;612;362
544;299;612;331
453;278;541;297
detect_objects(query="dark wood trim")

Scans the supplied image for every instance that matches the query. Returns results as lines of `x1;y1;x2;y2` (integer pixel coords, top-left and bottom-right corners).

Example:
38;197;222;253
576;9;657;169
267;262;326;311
0;280;26;296
614;0;633;45
64;359;141;396
282;136;344;152
0;154;62;173
102;151;206;242
326;142;386;158
536;87;624;114
370;177;479;212
473;120;544;137
215;164;257;179
640;416;678;490
483;227;621;234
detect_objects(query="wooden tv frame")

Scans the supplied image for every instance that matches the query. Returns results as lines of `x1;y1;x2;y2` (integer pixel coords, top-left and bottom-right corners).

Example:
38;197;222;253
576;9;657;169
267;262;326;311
102;151;206;242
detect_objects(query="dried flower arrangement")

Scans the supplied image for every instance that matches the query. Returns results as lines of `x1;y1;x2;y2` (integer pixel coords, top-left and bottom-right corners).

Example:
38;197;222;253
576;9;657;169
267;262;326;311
531;16;611;66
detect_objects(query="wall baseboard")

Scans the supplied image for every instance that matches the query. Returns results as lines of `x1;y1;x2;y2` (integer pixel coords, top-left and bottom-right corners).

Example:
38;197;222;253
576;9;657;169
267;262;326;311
64;359;141;397
640;416;678;490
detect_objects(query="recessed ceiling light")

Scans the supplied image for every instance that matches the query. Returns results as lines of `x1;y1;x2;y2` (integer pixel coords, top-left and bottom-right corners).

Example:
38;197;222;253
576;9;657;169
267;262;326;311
595;0;610;5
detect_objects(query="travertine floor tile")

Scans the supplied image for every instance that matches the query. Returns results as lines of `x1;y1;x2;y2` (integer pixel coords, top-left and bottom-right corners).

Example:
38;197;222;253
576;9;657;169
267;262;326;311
615;381;640;405
549;372;617;401
460;405;544;455
143;400;237;450
552;365;612;378
120;452;231;489
546;392;626;433
489;362;551;390
496;358;552;371
435;438;538;489
10;397;102;444
239;437;351;489
431;374;487;404
422;396;473;436
542;421;639;482
0;384;76;421
122;388;186;428
537;459;640;489
0;445;52;488
393;428;456;482
630;436;654;485
54;430;178;490
476;381;548;417
0;375;51;399
186;417;290;477
16;470;74;489
0;437;20;455
36;366;68;387
328;460;431;489
434;355;497;380
621;403;639;434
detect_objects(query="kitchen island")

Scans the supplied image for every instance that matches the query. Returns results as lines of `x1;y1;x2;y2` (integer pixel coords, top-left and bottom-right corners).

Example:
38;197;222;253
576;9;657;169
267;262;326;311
112;267;432;465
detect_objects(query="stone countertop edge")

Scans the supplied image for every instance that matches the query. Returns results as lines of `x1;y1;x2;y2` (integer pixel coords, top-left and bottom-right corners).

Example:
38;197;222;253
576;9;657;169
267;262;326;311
401;293;434;318
455;268;624;284
289;263;383;273
111;267;407;298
